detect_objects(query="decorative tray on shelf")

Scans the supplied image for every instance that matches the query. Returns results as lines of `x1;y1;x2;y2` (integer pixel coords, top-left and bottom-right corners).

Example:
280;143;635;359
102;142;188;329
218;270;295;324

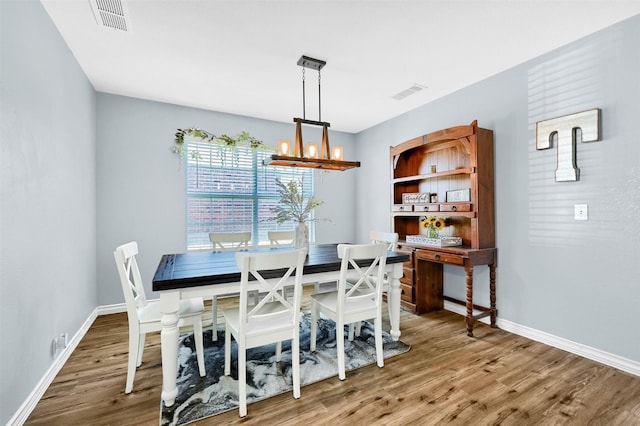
406;235;463;247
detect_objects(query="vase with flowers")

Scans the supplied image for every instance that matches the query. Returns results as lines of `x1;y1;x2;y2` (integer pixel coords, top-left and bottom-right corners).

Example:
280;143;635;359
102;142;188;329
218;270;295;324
422;215;446;239
268;178;323;254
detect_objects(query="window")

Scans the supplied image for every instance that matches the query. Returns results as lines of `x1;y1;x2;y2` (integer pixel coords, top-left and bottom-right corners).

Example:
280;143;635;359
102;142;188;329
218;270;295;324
186;140;314;250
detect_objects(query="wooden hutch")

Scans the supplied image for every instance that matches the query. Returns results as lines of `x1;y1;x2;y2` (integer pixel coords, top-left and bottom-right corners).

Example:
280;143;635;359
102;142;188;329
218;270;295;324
390;120;497;336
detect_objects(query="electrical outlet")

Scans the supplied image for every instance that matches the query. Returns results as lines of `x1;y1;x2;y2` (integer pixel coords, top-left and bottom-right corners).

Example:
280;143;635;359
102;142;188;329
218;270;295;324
574;204;588;220
51;333;68;358
51;338;59;358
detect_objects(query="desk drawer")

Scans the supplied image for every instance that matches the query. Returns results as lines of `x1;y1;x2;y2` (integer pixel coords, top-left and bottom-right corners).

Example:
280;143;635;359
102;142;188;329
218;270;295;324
416;250;465;266
400;283;414;302
413;203;440;212
397;249;414;267
392;204;414;212
439;203;471;212
400;267;414;284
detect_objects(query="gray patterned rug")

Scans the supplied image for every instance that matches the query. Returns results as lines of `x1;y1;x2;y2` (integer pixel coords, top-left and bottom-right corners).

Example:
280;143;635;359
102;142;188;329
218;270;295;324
160;312;410;425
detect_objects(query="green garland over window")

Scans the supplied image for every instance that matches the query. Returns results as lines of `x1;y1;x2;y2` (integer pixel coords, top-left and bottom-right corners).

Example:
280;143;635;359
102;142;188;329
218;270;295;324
173;127;269;159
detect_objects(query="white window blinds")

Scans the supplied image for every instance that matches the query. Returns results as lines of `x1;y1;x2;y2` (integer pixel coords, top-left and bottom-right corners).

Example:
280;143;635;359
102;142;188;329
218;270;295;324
186;141;314;249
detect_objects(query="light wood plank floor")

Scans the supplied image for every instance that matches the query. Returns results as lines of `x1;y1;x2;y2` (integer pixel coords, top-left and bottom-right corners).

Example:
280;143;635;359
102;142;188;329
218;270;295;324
26;292;640;425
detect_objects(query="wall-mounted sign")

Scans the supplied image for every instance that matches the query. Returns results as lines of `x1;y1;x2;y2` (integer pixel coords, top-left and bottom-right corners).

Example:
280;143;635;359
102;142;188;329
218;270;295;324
536;108;601;182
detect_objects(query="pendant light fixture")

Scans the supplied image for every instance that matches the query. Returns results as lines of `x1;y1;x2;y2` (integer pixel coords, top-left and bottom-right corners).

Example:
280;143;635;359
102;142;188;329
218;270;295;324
264;55;360;171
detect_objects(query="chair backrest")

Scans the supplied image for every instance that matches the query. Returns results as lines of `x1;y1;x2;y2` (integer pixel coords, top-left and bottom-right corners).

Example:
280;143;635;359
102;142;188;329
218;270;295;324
369;230;399;251
114;241;147;324
268;230;295;248
209;231;251;251
336;243;388;308
235;249;306;332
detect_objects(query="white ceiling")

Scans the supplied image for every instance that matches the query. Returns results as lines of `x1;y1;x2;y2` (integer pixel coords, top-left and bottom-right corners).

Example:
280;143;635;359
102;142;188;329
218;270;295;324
41;1;640;133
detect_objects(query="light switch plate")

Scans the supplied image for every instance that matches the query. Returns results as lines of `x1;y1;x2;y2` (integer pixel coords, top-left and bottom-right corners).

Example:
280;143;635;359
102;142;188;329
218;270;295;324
574;204;588;220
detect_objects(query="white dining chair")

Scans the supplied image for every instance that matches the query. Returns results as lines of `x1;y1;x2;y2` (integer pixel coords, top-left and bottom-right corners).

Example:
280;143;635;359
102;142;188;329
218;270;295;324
209;231;252;341
370;230;399;251
268;230;295;248
209;231;251;251
348;230;399;339
267;230;297;299
224;248;306;417
310;242;388;380
113;241;205;394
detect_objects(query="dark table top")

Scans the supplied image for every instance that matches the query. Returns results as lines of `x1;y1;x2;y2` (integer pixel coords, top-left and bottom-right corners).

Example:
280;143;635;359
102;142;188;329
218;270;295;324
152;243;409;292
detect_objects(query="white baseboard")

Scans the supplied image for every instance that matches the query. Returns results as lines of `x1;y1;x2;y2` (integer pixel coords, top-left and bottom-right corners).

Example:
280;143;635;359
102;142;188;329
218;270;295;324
98;302;127;315
7;304;126;426
8;307;100;425
443;301;640;377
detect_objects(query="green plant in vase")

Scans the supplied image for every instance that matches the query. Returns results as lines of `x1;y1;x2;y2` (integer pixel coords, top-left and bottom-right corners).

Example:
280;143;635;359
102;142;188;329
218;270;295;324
269;178;324;252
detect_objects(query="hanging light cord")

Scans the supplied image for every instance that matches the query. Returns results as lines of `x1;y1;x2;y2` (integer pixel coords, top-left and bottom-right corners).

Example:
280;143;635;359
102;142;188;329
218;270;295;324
301;67;306;120
301;64;324;122
318;69;322;122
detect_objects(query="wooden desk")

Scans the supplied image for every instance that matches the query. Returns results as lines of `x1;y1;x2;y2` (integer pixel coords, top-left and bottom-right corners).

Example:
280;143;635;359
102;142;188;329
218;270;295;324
398;243;497;337
152;244;409;407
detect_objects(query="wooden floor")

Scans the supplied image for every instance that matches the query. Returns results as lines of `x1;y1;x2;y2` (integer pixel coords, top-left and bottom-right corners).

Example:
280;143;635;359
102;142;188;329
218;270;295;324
26;291;640;426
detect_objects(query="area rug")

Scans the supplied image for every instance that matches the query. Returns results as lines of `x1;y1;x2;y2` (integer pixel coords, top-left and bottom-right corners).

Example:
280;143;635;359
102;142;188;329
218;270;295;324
160;312;410;425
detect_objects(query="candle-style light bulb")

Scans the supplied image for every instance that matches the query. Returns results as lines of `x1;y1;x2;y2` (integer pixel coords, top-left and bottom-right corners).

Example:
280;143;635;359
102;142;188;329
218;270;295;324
278;139;291;156
307;142;318;158
332;146;343;161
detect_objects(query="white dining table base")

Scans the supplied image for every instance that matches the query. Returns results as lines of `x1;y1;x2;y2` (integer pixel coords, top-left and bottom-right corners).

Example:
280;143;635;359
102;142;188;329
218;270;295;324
159;263;403;407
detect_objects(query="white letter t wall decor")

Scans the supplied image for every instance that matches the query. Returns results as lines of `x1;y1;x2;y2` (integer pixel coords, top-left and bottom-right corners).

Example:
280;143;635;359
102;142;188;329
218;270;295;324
535;108;601;182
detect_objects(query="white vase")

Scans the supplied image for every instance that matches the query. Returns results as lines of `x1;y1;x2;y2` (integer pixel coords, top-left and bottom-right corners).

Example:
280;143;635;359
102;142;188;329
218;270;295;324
295;221;309;254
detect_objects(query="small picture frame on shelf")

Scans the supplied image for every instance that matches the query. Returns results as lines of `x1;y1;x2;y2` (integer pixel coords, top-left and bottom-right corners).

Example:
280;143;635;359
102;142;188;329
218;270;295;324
446;188;471;202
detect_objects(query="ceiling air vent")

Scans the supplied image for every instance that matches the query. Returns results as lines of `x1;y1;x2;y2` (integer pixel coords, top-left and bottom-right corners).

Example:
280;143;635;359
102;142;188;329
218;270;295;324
89;0;132;32
392;84;427;100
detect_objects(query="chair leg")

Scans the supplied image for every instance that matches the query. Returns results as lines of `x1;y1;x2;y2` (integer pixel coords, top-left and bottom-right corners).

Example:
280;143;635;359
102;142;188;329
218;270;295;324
224;324;231;376
125;327;140;394
276;341;282;362
347;322;363;341
238;341;247;417
337;319;346;380
212;297;218;342
375;315;384;368
310;301;318;351
194;318;206;377
292;332;300;399
136;333;145;367
249;290;259;304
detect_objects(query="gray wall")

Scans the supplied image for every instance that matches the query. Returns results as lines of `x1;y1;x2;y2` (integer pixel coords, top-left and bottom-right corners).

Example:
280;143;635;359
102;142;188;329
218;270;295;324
96;94;357;305
3;1;640;423
0;1;97;423
354;14;640;363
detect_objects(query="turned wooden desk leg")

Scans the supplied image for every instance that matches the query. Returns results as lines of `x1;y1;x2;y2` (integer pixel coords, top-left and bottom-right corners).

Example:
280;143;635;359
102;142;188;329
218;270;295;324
489;263;497;328
465;264;474;337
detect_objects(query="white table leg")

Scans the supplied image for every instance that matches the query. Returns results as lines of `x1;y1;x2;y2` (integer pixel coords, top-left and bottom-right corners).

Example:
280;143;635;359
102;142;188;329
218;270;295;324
160;291;180;407
387;263;402;341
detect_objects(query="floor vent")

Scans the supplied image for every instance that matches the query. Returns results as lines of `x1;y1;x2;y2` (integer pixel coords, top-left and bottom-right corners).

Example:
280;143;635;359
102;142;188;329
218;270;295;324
89;0;132;32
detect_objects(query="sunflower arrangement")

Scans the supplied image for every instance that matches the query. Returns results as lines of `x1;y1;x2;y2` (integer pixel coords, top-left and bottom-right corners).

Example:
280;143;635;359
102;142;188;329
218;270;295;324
422;215;446;239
